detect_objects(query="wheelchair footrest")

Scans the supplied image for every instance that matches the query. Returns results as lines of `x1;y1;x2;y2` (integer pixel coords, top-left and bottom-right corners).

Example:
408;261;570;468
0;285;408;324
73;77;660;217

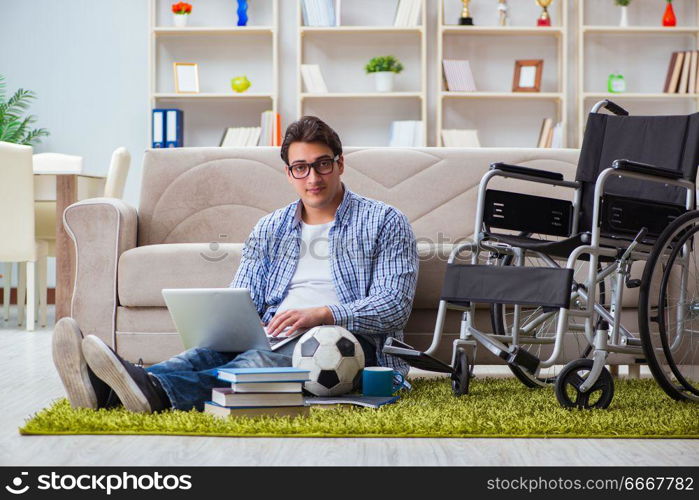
382;338;454;374
506;347;540;374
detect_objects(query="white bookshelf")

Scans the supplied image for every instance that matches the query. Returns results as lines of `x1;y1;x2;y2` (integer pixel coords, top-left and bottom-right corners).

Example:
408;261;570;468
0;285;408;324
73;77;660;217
297;0;427;147
577;0;699;144
148;0;279;147
436;0;568;148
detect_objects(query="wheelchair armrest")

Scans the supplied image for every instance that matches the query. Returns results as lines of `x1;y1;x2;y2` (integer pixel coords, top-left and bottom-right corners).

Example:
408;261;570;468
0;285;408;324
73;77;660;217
612;159;683;180
489;162;564;182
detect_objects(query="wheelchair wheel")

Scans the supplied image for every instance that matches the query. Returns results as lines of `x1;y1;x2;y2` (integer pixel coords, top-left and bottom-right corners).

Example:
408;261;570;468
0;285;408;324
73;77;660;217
554;358;614;409
451;348;471;396
639;210;699;402
491;247;602;388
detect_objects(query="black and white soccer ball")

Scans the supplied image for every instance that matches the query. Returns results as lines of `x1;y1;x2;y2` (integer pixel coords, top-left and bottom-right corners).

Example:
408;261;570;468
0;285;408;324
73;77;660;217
292;326;365;396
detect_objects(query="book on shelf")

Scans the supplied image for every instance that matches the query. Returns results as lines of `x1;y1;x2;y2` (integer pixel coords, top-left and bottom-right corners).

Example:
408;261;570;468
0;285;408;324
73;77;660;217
679;50;692;94
258;111;282;147
442;60;477;92
389;120;423;147
204;402;310;418
441;129;480;147
664;51;699;94
211;388;305;408
302;0;337;27
152;108;183;148
217;366;311;384
300;64;328;93
394;0;421;27
690;51;698;95
537;118;554;148
550;122;563;149
220;127;262;147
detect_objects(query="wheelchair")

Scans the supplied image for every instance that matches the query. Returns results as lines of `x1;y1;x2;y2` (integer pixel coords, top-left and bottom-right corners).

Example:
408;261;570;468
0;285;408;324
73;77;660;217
385;100;699;409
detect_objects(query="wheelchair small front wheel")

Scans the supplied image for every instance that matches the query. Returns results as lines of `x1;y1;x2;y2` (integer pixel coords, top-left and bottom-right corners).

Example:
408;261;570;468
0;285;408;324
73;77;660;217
451;348;470;396
554;358;614;409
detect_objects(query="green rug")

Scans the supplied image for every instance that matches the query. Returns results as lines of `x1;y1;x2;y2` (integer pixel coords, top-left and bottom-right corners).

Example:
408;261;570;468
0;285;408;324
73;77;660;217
20;378;699;438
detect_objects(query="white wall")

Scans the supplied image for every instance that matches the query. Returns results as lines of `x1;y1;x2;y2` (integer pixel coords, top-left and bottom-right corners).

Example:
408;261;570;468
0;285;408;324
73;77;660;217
1;0;149;286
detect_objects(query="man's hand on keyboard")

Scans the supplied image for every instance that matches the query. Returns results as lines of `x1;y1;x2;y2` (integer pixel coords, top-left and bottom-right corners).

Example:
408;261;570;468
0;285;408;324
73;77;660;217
266;306;334;337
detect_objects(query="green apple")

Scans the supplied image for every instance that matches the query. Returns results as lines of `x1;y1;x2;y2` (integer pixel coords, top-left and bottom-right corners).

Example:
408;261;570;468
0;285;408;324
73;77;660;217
231;76;251;93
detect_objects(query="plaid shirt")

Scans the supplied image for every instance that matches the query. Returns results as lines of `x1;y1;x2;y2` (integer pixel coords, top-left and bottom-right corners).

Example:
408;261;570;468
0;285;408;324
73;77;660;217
229;185;418;375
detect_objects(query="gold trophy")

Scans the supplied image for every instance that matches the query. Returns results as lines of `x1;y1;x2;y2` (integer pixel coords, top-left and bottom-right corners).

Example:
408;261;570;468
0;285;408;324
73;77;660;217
458;0;473;26
536;0;553;27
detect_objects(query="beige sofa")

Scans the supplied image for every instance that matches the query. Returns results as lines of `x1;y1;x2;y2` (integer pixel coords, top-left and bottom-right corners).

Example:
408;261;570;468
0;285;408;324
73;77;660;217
65;146;641;366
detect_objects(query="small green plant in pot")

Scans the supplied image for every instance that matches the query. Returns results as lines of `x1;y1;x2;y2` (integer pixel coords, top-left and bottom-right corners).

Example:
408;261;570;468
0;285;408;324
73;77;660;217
365;55;404;92
0;75;49;146
614;0;632;26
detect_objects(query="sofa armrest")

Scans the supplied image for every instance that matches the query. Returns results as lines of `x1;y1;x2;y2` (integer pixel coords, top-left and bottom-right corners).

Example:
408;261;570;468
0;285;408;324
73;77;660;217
63;197;138;347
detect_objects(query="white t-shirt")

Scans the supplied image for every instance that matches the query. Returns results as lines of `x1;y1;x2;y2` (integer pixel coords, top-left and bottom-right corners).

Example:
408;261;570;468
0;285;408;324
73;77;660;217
275;220;341;314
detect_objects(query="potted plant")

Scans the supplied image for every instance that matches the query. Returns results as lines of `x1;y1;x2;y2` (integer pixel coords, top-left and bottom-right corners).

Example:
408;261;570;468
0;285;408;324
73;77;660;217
0;75;49;146
172;2;192;27
365;56;404;92
615;0;631;27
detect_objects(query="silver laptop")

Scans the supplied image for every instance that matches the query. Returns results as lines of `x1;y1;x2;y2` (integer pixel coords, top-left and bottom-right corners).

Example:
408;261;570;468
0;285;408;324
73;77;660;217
162;288;303;352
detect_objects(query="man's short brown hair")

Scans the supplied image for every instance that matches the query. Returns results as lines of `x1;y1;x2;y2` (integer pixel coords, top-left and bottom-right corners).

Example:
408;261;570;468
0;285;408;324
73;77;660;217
280;116;342;165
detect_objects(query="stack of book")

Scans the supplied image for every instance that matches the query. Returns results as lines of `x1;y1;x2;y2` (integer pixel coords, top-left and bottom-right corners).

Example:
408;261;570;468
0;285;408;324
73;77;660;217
441;129;481;147
389;120;423;147
537;118;563;148
664;51;699;94
258;110;282;147
220;127;261;147
204;367;311;418
300;64;329;93
442;60;477;92
394;0;421;27
302;0;339;27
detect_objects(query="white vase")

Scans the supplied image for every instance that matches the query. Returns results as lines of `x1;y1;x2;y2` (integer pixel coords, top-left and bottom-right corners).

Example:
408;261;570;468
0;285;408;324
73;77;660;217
173;14;188;27
619;6;628;27
374;72;395;92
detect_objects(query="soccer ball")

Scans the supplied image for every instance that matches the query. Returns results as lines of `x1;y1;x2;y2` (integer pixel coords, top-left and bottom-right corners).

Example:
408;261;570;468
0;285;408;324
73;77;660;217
292;326;365;396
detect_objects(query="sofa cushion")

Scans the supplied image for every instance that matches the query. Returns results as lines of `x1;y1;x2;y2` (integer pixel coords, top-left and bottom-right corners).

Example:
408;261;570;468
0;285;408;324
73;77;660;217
118;243;243;307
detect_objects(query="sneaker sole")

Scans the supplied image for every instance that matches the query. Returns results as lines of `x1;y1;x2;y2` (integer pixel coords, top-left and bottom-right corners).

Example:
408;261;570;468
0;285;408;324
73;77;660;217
82;336;152;413
51;319;97;409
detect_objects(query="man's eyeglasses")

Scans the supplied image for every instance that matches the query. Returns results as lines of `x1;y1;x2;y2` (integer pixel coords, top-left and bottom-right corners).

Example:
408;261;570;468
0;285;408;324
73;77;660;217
287;155;338;179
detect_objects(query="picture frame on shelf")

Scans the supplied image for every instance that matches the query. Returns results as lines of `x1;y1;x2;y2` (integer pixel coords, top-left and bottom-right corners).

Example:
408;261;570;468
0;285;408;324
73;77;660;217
173;62;200;93
512;59;543;92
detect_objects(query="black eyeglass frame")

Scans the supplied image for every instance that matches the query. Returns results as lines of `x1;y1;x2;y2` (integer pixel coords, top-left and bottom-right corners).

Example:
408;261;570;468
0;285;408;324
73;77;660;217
287;155;339;179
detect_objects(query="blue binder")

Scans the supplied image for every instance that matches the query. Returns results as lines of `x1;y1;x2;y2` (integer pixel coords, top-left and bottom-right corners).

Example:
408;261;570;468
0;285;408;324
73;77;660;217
151;109;166;148
165;109;184;148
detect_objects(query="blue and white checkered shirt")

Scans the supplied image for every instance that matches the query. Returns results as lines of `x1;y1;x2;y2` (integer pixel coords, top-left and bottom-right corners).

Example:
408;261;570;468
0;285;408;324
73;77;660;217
229;184;418;375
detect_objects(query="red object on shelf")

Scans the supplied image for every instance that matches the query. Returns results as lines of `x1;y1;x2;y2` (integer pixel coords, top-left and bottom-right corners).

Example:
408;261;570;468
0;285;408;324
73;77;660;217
537;17;551;27
662;1;677;27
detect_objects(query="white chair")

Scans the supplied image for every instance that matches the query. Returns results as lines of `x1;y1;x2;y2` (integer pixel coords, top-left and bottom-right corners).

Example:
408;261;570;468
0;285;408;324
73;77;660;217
103;147;131;199
0;142;48;330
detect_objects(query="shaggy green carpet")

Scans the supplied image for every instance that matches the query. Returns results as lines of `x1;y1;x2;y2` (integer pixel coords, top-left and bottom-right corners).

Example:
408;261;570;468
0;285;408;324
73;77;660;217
20;378;699;438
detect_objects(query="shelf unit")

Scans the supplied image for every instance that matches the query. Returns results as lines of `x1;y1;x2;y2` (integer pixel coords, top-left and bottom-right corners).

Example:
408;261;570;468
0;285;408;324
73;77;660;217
436;0;568;148
297;0;427;147
148;0;279;147
577;0;699;143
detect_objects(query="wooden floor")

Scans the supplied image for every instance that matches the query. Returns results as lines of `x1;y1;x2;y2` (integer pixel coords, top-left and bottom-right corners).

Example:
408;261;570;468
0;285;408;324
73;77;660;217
1;306;696;467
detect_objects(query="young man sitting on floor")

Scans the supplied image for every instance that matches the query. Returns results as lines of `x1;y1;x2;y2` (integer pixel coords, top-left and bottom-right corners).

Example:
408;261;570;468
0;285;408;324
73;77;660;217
52;115;418;413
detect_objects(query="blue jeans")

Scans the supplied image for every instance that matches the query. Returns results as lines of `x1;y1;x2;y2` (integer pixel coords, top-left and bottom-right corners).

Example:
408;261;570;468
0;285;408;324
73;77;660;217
147;348;292;411
147;335;377;411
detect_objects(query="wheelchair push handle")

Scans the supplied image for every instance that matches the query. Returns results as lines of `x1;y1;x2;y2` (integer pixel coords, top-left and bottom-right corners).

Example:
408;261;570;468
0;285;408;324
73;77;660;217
591;99;629;116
